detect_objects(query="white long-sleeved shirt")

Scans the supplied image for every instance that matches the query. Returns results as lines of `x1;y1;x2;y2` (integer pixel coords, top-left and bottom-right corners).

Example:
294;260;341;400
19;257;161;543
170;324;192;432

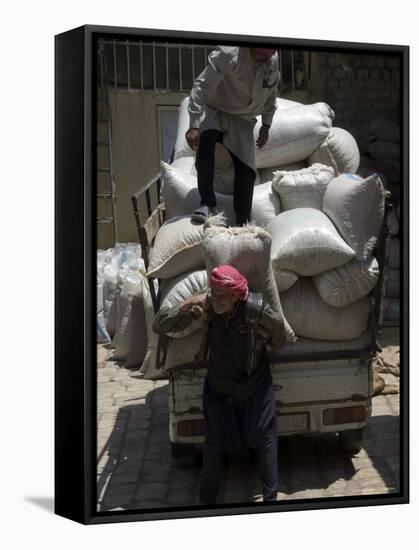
187;46;280;169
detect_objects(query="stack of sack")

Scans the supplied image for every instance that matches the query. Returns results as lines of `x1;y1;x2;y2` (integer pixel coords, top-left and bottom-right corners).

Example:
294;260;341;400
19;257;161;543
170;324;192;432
148;95;388;368
97;243;157;372
349;117;401;202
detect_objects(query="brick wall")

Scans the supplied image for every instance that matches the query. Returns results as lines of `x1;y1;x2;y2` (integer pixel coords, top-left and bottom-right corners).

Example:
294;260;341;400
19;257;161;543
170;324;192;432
312;52;400;131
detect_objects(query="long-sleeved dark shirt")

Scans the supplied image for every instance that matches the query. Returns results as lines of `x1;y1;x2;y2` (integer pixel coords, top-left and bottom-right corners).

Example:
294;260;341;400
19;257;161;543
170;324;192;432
153;293;286;400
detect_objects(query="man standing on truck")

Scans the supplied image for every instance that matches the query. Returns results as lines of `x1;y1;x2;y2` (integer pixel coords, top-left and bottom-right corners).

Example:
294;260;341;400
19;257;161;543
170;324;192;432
185;46;280;226
152;264;286;504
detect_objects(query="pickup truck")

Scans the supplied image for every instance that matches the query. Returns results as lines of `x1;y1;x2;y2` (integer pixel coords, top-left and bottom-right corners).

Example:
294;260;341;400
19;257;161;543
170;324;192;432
131;171;391;466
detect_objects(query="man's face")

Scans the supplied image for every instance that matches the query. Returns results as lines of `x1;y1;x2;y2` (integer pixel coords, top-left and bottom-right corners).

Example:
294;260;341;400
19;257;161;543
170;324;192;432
211;287;239;315
250;48;277;63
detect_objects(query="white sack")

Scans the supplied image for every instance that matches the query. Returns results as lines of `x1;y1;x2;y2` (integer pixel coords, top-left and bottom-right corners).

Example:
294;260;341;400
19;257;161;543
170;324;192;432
258;161;307;184
254;102;334;168
147;215;205;279
322;173;385;261
308;127;360;174
368;140;400;161
160;270;208;338
160;161;280;227
385;269;400;299
112;270;147;368
388;236;400;269
281;277;371;340
312;256;379;308
272;163;335;211
268;208;355;277
203;221;295;343
274;269;298;293
164;330;204;370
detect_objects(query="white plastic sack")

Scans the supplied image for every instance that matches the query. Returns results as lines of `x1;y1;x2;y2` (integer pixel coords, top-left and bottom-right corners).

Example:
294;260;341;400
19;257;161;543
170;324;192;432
312;256;380;308
254;102;334;169
160;269;208;338
308;127;360;174
368;140;400;161
160;161;280;227
268;208;355;277
203;221;295;343
322;173;385;261
147;215;205;279
280;277;371;340
385;269;400;299
388;236;400;269
272;163;335;211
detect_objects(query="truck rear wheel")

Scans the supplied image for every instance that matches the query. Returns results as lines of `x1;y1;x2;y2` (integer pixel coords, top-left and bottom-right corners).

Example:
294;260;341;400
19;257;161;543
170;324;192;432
338;428;364;454
171;443;200;468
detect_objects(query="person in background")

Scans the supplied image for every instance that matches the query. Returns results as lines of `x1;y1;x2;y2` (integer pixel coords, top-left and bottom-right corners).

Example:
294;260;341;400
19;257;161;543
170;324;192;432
153;264;287;504
185;46;280;226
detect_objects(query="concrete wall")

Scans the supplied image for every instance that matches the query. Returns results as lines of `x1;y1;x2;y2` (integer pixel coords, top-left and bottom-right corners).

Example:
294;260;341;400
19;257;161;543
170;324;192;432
309;51;400;130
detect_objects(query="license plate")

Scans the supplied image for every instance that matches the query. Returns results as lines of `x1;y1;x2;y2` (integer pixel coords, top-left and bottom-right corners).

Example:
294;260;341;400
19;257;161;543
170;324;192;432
277;413;308;434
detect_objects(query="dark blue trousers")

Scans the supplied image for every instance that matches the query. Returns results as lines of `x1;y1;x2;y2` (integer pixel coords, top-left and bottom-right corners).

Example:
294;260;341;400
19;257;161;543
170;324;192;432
199;375;278;505
195;129;256;226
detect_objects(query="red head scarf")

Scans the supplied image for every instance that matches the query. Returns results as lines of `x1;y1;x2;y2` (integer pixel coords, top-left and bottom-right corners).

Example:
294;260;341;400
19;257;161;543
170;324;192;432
209;265;249;301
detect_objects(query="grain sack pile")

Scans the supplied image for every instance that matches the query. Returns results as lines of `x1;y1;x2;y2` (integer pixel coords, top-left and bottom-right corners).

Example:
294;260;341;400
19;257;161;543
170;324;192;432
382;204;401;326
145;95;391;371
97;243;157;373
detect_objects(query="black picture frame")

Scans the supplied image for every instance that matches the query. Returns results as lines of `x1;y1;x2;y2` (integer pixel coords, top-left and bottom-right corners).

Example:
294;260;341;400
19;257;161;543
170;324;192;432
55;24;409;525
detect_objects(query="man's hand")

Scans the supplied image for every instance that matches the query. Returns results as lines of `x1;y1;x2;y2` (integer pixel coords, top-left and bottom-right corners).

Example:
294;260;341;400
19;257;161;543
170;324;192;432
180;293;208;312
256;125;270;149
185;128;201;151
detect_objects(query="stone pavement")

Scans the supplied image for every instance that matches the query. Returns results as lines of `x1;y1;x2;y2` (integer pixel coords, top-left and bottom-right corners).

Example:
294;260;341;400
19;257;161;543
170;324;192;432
96;330;400;512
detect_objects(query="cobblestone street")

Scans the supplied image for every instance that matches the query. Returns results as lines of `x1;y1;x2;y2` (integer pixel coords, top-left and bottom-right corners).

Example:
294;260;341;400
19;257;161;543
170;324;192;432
96;330;400;512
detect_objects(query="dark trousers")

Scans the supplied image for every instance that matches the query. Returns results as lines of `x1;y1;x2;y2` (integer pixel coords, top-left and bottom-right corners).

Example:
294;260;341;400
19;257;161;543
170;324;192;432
195;129;256;226
199;376;279;505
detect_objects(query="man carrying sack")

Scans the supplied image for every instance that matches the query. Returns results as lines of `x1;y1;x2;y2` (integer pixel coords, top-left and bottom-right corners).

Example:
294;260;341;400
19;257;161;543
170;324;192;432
153;264;286;504
185;46;280;226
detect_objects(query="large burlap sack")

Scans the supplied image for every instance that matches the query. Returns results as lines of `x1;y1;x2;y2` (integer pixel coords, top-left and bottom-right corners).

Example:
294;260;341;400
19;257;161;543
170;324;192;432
173;96;301;162
112;270;148;368
269;331;371;358
268;208;355;277
322;173;385;261
280;277;371;340
274;269;298;293
147;215;205;279
159;269;208;338
203;221;295;343
272;163;335;211
366;118;400;142
160;161;280;227
385;269;400;299
388;236;400;269
254;102;334;168
382;298;400;327
164;330;204;370
258;161;307;185
368;140;400;161
312;256;379;308
308;127;360;174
